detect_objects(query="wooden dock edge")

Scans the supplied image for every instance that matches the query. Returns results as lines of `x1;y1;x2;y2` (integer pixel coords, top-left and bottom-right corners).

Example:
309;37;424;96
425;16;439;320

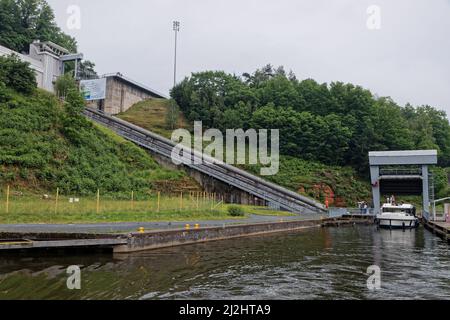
422;219;450;243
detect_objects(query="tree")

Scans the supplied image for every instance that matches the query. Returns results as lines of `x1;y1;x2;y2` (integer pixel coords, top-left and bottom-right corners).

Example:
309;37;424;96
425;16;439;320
78;60;98;79
171;71;253;128
0;54;36;94
171;65;450;173
0;0;77;53
256;75;304;110
54;73;77;99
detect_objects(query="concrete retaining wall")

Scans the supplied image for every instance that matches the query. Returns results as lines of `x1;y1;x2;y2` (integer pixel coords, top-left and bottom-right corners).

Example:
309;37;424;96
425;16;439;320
114;220;322;253
150;152;266;206
104;77;155;114
0;217;374;253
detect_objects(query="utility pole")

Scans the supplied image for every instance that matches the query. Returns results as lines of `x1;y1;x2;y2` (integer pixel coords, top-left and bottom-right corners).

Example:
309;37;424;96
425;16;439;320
173;20;180;87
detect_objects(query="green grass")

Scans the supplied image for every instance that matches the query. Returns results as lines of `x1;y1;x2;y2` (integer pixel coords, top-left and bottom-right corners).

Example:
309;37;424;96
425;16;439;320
117;99;190;138
0;87;200;196
0;193;294;224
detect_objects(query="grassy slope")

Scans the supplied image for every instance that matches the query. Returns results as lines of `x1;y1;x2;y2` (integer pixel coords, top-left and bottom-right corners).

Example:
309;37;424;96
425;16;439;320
118;99;372;206
0;88;201;196
117;99;190;138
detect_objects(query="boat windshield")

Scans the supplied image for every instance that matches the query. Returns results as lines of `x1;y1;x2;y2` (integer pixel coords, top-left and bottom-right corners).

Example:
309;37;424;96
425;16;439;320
382;207;414;214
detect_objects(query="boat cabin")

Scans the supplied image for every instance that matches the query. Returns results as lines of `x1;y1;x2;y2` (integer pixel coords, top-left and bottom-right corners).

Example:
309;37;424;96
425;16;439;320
381;203;416;216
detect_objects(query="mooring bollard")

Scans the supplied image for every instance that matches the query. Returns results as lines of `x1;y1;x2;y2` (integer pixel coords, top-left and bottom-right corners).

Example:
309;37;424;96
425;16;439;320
194;224;200;229
185;224;190;230
138;227;145;233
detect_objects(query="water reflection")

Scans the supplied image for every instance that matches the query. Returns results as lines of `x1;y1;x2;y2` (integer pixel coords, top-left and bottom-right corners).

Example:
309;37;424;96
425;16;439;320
0;226;448;300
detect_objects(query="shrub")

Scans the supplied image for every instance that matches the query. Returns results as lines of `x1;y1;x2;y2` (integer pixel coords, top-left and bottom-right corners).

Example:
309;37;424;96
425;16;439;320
0;54;37;95
55;74;78;99
227;205;245;217
165;99;180;130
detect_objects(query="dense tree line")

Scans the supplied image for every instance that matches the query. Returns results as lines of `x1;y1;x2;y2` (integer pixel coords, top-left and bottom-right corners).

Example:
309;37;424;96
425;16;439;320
171;65;450;171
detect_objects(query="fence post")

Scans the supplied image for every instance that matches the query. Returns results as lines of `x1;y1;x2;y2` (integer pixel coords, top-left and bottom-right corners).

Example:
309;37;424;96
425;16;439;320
196;192;199;210
210;193;213;210
6;185;10;214
180;192;183;211
157;191;160;212
55;187;59;214
96;189;100;214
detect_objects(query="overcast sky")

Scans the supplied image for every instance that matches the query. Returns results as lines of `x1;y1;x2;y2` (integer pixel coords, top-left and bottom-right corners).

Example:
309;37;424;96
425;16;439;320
47;0;450;113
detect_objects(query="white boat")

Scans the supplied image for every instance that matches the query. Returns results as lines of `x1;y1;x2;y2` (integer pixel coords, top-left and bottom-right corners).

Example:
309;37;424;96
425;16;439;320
376;203;419;229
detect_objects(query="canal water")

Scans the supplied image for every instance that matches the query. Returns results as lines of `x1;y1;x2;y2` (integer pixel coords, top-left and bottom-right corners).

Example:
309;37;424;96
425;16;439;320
0;225;448;300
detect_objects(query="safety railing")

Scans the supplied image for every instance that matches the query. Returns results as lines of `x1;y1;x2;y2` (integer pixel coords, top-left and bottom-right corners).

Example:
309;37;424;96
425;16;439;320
328;207;375;218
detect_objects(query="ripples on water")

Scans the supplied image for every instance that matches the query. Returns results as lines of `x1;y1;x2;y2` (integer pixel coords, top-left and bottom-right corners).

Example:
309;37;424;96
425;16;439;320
0;225;448;300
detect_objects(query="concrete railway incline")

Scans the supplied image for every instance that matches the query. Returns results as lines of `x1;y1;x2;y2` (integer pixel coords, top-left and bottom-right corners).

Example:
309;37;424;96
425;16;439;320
83;107;327;214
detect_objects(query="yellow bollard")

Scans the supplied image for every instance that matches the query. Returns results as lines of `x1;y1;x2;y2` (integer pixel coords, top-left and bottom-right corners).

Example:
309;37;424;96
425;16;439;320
185;224;190;230
6;185;10;214
194;224;200;229
138;227;145;233
157;191;160;212
55;187;59;214
96;189;100;214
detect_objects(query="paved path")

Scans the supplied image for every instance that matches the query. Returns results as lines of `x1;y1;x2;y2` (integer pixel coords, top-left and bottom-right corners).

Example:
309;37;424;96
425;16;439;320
0;213;323;234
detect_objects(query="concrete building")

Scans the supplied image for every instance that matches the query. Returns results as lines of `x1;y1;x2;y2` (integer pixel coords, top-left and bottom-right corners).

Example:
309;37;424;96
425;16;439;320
1;41;165;114
0;40;83;93
85;73;168;115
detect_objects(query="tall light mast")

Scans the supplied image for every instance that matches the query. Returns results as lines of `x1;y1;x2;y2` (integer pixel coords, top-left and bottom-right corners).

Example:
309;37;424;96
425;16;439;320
173;21;180;87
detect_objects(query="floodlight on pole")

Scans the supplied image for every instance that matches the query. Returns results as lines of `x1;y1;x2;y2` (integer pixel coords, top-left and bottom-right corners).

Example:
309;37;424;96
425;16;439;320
173;21;180;87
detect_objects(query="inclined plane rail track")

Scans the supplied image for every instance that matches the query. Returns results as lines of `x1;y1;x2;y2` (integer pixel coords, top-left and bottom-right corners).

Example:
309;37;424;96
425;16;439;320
83;108;326;214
